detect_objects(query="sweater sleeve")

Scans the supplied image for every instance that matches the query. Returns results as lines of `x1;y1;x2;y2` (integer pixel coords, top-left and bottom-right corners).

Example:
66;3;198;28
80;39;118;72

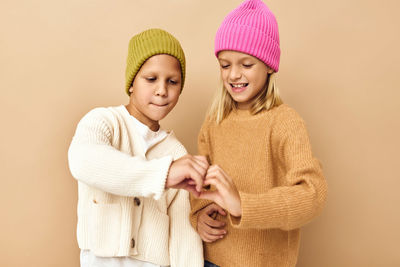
67;108;172;200
229;111;327;230
189;118;214;230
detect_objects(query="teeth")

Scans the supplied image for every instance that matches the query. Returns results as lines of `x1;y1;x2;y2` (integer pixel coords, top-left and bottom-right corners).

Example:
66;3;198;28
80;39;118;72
231;83;247;88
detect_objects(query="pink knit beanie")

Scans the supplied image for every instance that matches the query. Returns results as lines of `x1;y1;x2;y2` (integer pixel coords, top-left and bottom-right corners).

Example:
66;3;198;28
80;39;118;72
215;0;280;72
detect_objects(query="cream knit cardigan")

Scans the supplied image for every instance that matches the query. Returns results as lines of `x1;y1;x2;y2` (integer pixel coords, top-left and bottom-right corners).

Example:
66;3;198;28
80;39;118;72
68;106;203;267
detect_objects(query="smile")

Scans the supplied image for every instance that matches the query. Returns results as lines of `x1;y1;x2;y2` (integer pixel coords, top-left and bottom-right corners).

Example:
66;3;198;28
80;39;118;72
230;83;248;88
230;83;248;93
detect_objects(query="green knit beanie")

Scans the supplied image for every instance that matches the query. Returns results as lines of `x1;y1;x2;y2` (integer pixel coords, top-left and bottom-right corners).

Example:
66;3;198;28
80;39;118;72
125;28;186;95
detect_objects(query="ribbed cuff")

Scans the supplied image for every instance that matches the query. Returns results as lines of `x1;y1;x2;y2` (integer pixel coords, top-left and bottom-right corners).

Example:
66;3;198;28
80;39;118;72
151;155;173;200
228;190;288;229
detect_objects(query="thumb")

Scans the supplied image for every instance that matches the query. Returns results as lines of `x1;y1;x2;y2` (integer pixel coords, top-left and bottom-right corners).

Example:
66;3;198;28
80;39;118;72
214;204;227;216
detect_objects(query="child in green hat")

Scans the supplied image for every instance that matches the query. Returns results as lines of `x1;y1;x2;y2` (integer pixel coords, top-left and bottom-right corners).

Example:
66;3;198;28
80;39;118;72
68;28;204;267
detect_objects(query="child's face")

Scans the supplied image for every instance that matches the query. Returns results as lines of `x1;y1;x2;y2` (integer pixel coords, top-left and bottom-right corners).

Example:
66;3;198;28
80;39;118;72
127;54;182;131
218;50;272;110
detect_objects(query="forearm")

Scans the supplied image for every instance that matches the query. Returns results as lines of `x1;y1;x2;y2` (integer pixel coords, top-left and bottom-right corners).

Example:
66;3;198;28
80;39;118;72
68;142;172;199
229;160;327;230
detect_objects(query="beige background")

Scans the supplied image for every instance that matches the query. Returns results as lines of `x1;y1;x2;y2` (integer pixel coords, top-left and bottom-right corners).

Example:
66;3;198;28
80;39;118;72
1;0;399;266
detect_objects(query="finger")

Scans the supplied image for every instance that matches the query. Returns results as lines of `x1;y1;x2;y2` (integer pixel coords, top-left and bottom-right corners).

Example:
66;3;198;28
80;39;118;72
207;165;231;183
194;155;209;164
204;217;226;229
200;234;213;243
187;179;197;185
186;154;208;171
203;177;221;188
188;160;208;181
197;228;211;243
200;230;223;242
186;159;207;184
199;220;220;234
217;166;233;183
202;180;230;202
205;225;226;236
203;203;221;215
207;164;221;174
183;184;200;198
177;162;204;192
175;181;200;197
209;203;227;216
187;167;205;192
205;171;230;189
193;155;209;169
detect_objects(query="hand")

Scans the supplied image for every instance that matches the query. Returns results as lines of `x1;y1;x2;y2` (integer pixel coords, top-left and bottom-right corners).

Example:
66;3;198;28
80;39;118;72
166;155;209;197
197;203;227;242
198;165;242;217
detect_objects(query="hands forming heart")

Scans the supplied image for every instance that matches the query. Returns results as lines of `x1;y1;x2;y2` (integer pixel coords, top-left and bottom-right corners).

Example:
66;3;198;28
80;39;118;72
166;154;242;217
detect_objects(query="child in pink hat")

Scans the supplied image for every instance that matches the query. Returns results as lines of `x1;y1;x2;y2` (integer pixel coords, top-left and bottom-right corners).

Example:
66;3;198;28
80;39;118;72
190;1;327;266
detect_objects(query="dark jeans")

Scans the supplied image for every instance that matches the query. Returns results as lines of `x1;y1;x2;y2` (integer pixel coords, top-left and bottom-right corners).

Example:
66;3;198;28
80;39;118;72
204;260;220;267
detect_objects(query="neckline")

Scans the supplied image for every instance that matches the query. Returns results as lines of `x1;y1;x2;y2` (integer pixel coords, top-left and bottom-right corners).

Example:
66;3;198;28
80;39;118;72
228;108;265;121
121;105;163;134
227;104;285;121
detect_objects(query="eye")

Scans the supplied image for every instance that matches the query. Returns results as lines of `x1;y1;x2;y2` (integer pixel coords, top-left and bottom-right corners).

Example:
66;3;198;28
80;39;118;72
243;64;254;68
169;79;178;85
220;64;230;69
146;77;156;82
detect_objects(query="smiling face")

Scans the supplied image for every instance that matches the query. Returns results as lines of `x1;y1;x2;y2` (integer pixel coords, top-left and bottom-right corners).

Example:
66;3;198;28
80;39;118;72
126;54;182;131
218;50;272;110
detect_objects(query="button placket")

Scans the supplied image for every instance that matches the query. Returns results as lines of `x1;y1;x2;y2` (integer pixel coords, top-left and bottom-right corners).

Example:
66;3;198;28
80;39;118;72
134;197;141;206
130;196;143;256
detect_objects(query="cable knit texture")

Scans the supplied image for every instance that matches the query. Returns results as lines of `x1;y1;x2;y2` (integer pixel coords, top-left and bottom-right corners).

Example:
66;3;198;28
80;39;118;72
190;104;327;267
68;105;203;267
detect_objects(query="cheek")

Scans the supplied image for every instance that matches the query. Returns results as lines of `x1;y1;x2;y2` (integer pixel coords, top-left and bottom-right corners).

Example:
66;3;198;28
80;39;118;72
134;90;152;104
169;89;181;101
249;71;267;87
220;70;229;81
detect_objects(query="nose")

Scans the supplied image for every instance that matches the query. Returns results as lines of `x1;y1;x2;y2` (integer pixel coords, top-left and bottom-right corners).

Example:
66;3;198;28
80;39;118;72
155;81;168;97
229;65;241;81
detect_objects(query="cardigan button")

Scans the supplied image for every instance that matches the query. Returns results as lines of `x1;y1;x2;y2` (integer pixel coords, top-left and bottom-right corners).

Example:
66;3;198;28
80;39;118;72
130;238;135;248
134;197;141;206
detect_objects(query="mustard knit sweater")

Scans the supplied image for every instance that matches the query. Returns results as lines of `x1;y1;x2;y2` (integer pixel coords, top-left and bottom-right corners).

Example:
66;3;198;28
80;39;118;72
190;104;327;267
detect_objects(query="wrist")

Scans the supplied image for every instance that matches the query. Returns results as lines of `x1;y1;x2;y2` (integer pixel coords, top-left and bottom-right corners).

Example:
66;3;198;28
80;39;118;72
164;168;171;189
232;193;242;216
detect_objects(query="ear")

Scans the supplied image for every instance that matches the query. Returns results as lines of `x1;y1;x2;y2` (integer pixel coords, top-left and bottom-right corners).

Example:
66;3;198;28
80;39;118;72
129;86;133;93
267;68;274;74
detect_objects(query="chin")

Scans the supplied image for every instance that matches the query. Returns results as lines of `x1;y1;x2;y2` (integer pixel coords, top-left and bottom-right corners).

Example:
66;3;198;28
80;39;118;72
231;96;248;103
150;113;169;122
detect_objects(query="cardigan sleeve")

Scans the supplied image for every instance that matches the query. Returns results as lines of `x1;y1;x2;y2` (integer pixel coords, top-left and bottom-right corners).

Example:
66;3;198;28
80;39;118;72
68;108;172;200
189;118;215;230
229;110;327;230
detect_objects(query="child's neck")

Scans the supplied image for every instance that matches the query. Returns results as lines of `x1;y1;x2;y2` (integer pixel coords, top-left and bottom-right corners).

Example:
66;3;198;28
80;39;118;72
125;105;160;132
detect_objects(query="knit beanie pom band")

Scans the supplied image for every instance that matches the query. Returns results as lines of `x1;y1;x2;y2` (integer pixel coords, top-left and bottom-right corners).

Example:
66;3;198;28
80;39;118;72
125;28;186;95
215;0;280;72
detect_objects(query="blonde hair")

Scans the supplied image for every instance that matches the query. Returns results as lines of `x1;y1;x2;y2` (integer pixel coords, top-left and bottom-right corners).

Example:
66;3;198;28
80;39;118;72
208;72;283;123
